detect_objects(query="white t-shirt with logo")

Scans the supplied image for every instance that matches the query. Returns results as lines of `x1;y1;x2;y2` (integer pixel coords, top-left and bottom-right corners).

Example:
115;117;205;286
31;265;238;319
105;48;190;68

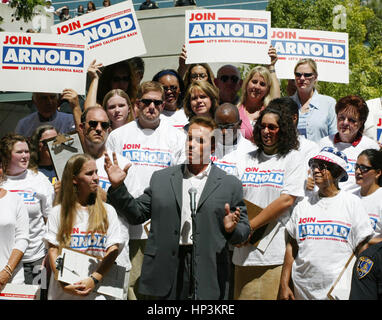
318;134;380;193
2;169;54;263
95;150;136;271
232;149;305;266
364;97;382;142
211;132;256;176
106;119;186;239
353;187;382;238
0;191;29;284
44;203;123;300
286;190;374;300
160;108;189;129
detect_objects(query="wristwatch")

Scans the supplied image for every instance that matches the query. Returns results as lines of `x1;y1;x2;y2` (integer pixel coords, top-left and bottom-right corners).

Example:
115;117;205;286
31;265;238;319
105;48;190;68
90;275;99;285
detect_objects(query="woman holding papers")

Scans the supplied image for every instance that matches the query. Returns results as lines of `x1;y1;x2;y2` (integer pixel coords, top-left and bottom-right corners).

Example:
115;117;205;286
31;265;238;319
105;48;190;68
0;156;29;290
289;58;337;142
45;154;123;300
354;149;382;240
278;147;373;300
238;46;280;142
0;134;54;287
233;103;305;300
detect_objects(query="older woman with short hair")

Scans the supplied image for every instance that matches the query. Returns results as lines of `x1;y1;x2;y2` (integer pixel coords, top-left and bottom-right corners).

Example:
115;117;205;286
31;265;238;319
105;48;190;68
318;95;380;192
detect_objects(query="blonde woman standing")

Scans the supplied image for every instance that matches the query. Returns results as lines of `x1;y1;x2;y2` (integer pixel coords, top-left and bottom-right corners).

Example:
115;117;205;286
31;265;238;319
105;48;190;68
45;154;123;300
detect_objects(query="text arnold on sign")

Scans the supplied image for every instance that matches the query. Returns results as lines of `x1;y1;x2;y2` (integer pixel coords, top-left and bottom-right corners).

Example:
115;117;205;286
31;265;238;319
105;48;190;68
271;40;346;59
69;14;136;45
2;47;84;67
189;22;267;39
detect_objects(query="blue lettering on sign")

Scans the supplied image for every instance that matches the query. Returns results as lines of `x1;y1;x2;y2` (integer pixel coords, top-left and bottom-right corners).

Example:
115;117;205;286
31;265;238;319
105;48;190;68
377;128;382;142
271;40;346;60
2;46;84;67
71;14;136;45
122;150;171;167
241;172;284;186
189;22;267;39
298;223;350;240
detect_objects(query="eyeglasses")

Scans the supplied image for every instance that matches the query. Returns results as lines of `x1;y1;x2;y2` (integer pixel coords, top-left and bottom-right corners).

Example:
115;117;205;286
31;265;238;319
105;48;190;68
310;161;328;172
140;99;163;107
294;72;314;78
355;163;374;173
260;123;279;132
87;120;110;130
112;76;129;82
337;115;359;125
219;75;240;84
217;120;242;130
191;73;207;80
162;85;178;92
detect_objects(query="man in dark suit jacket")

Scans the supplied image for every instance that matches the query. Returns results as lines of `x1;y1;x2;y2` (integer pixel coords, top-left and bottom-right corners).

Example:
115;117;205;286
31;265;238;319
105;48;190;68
105;116;250;300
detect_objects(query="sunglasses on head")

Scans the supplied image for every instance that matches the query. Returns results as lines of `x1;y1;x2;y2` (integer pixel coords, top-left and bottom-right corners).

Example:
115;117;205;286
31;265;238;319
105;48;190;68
112;76;129;82
140;99;163;107
355;163;374;174
294;72;314;78
87;120;110;130
219;75;239;84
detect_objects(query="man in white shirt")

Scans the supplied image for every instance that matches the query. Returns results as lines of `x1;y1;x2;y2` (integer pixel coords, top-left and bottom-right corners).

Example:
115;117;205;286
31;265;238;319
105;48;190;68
105;116;250;299
106;81;186;300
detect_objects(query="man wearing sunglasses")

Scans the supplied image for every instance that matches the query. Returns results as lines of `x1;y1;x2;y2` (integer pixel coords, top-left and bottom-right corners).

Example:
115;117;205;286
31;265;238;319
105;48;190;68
106;81;186;300
214;65;243;105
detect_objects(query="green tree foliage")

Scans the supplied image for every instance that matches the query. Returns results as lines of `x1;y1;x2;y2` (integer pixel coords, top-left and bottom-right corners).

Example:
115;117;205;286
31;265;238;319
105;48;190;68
241;0;382;101
9;0;46;23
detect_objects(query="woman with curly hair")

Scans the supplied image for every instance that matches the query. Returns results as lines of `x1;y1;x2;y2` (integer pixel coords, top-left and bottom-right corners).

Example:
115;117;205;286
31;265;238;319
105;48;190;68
233;101;306;300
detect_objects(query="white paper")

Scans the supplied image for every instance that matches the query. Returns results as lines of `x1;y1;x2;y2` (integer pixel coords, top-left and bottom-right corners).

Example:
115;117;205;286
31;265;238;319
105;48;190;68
271;28;349;83
0;284;40;300
185;9;271;64
57;248;125;300
0;32;87;94
52;0;146;67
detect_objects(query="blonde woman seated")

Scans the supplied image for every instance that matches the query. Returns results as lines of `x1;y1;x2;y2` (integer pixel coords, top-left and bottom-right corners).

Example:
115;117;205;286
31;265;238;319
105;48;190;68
44;154;123;300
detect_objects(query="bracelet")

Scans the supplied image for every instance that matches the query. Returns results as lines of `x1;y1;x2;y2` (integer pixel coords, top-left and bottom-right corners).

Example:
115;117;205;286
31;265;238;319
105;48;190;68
90;275;99;285
5;264;13;273
3;268;12;277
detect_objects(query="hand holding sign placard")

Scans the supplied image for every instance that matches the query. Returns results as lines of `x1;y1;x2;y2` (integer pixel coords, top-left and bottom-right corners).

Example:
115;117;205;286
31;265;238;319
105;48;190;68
52;0;146;67
185;9;271;64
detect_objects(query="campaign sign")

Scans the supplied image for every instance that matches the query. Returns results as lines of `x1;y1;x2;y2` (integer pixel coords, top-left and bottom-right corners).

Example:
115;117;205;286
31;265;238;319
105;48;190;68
185;9;271;64
0;32;87;94
271;28;349;83
377;115;382;143
52;0;146;66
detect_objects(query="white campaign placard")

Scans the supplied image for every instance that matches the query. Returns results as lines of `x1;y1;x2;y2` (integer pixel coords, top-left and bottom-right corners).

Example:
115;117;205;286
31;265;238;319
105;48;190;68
185;9;271;64
0;32;87;94
52;0;146;66
377;114;382;143
271;28;349;83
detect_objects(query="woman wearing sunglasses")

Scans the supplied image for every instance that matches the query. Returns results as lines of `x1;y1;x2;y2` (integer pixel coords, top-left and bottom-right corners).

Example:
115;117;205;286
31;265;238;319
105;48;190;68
318;95;380;193
354;149;382;242
238;46;280;142
152;69;188;128
290;58;337;143
84;59;138;112
233;105;305;300
279;147;374;300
